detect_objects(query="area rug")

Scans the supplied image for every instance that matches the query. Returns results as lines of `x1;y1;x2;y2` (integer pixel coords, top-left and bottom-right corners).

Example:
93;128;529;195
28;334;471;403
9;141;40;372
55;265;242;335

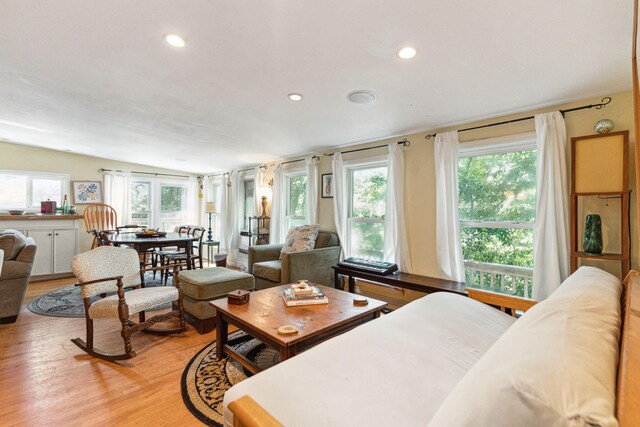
27;272;170;318
181;331;280;426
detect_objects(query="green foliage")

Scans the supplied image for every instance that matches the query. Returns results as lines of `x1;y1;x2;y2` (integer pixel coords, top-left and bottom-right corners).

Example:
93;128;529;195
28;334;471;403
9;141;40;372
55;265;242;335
161;185;185;212
288;176;307;217
350;166;387;259
459;150;536;268
131;182;150;211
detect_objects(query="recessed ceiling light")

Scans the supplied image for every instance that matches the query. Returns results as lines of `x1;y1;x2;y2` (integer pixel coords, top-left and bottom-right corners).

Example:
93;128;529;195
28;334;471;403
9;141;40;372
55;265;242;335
397;46;417;59
347;90;377;104
164;34;186;48
288;93;303;101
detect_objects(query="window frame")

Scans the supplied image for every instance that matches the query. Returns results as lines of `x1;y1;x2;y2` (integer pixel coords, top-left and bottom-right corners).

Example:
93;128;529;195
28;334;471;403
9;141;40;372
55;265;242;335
344;156;388;260
0;169;70;210
458;132;537;232
284;169;307;231
239;176;255;232
130;177;190;231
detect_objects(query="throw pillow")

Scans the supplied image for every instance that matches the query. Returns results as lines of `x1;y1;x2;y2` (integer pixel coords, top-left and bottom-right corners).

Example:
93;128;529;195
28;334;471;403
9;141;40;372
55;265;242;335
280;225;320;260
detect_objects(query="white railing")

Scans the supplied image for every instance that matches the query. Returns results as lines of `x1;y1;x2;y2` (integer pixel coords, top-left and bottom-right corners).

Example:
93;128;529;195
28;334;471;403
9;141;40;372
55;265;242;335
464;260;533;299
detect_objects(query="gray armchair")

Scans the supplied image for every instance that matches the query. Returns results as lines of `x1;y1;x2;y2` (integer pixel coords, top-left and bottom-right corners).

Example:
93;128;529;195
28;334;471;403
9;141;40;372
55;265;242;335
0;230;37;324
248;231;341;290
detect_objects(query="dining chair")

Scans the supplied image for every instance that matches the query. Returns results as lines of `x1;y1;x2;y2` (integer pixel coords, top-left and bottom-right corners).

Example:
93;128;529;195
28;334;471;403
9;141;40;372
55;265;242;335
160;227;206;284
83;203;118;249
70;246;186;361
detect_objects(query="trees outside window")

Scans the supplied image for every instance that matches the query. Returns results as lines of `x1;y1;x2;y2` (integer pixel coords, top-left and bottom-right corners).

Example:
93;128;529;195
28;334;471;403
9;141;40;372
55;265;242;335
286;173;307;230
130;181;152;226
347;164;387;260
459;139;536;296
130;179;189;231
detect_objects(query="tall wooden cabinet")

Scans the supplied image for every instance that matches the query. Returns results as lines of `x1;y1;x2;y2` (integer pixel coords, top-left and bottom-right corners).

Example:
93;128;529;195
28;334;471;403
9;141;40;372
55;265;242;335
570;131;630;278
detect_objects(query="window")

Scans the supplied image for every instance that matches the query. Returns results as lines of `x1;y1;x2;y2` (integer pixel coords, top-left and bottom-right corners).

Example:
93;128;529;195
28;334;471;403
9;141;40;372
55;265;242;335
131;181;152;226
207;180;223;240
130;179;190;231
285;173;307;230
458;134;536;295
0;170;69;210
347;163;387;260
240;179;255;232
160;184;188;231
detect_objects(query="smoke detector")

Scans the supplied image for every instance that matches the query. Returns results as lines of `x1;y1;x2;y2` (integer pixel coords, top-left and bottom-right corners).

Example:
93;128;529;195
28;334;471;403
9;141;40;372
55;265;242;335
347;90;377;104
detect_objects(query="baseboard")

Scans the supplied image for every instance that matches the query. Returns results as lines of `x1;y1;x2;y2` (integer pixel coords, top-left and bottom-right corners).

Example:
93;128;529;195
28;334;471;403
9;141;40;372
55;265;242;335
30;272;75;282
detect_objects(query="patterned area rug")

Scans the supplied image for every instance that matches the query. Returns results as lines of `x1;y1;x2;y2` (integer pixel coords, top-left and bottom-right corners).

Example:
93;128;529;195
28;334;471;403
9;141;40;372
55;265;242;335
27;272;170;318
181;331;280;426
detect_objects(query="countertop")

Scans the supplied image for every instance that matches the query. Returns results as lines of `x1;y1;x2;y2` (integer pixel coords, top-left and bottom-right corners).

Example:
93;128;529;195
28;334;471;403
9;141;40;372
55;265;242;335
0;214;84;221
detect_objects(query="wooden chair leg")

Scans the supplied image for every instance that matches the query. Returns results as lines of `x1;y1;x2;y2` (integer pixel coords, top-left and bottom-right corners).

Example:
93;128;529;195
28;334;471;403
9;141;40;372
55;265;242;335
139;310;146;323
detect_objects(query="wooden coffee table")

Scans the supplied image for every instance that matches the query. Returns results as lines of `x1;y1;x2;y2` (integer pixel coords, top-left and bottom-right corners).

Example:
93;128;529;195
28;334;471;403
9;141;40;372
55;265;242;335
211;284;387;375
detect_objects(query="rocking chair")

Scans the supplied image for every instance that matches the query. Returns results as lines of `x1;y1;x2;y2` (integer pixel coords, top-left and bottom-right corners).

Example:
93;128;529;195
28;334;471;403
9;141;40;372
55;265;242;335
70;246;187;361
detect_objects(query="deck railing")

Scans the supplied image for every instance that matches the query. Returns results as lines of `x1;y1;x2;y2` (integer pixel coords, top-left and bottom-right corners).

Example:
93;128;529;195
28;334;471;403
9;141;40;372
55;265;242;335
464;260;533;299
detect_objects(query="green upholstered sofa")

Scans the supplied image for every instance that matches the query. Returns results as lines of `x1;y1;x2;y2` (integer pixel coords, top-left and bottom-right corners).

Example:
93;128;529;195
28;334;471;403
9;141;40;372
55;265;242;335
247;230;341;290
0;230;37;324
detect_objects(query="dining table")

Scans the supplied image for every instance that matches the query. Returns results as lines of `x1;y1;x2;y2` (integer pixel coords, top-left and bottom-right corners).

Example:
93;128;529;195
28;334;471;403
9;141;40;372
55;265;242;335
108;232;199;269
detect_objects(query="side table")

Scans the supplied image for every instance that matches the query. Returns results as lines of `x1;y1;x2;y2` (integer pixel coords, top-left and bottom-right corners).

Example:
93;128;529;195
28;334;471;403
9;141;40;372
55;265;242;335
204;240;220;264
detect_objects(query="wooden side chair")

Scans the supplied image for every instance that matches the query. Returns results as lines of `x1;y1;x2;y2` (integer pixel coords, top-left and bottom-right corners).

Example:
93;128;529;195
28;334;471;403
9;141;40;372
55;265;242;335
160;226;206;284
83;203;118;249
70;246;187;361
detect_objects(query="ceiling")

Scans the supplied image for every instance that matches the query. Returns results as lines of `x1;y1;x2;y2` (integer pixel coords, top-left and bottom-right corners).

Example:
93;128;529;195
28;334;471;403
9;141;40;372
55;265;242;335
0;0;633;174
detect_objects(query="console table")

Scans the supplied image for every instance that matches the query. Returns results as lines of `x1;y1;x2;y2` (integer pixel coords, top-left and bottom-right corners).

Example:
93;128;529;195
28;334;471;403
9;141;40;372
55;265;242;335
332;265;467;296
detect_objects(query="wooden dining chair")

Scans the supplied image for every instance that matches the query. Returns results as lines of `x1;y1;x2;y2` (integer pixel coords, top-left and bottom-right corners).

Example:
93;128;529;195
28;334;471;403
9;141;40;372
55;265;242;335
84;203;118;249
160;227;206;284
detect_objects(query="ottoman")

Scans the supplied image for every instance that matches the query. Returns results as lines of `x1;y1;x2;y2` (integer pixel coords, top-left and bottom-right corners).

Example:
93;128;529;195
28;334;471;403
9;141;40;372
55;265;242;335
180;267;255;333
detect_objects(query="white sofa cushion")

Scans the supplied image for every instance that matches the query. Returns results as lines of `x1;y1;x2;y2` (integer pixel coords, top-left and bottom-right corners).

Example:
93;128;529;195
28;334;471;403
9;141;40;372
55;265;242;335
223;292;516;426
428;266;622;427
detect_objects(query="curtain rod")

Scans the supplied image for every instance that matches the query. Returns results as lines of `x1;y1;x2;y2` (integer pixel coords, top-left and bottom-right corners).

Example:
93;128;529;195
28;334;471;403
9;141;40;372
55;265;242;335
208;164;267;178
324;139;410;156
98;168;190;178
280;155;320;166
424;97;612;139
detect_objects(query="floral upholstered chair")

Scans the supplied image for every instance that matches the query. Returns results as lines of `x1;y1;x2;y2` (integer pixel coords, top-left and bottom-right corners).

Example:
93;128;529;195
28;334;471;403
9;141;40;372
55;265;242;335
71;246;186;361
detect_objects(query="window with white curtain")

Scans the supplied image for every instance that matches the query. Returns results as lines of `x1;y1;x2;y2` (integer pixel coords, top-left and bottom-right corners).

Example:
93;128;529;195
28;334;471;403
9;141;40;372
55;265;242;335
207;179;223;241
346;162;387;260
458;134;537;289
0;169;69;210
130;178;190;231
285;171;307;231
240;178;255;232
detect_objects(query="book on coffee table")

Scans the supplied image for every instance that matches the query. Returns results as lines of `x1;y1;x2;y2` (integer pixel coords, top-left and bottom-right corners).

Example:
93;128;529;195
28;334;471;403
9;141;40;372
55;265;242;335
282;286;329;306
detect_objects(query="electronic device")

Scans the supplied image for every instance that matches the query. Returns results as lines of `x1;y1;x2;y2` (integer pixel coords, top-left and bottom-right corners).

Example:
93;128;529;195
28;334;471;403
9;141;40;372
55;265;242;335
337;257;399;275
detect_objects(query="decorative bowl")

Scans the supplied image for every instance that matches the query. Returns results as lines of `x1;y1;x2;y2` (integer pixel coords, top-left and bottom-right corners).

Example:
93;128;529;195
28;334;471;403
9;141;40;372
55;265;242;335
8;209;26;215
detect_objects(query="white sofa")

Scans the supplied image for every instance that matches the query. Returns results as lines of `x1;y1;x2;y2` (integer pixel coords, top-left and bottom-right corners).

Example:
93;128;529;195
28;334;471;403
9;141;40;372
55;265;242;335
223;266;625;426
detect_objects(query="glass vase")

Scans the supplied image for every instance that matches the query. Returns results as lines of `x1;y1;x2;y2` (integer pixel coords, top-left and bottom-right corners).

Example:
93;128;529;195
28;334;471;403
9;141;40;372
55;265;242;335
583;214;603;255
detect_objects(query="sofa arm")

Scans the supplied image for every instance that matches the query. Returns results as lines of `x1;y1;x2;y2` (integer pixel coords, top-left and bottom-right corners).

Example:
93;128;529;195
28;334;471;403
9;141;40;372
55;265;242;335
16;244;37;264
282;247;342;287
248;244;284;274
466;287;537;316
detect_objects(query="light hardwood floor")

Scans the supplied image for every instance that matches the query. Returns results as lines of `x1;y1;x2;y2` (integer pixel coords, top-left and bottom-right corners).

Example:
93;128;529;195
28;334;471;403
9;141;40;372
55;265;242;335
0;277;218;426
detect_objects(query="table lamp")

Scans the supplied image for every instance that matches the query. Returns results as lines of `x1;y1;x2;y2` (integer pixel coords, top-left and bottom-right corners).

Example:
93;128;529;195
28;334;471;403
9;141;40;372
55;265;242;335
205;202;217;242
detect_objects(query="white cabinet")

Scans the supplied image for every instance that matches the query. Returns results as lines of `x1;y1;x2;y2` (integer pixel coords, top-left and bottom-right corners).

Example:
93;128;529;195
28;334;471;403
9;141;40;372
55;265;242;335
53;229;77;274
28;229;54;276
1;217;80;279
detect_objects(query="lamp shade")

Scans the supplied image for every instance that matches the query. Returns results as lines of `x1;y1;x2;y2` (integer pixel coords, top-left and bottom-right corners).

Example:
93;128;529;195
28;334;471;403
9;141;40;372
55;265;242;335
205;202;217;213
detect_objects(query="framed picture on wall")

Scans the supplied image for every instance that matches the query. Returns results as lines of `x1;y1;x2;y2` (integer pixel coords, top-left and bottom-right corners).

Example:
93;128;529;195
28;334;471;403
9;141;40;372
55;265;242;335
321;173;333;198
72;181;103;204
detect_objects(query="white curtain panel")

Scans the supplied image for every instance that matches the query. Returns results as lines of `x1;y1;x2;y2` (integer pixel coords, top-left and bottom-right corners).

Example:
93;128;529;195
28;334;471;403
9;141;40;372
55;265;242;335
533;111;570;300
187;176;199;225
269;164;286;244
223;171;240;265
434;131;465;282
200;175;209;226
332;152;347;259
103;171;131;226
384;143;412;272
253;166;265;223
305;156;319;224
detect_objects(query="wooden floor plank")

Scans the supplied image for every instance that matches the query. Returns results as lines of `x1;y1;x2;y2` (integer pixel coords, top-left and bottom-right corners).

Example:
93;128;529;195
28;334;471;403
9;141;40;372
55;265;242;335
0;278;216;425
